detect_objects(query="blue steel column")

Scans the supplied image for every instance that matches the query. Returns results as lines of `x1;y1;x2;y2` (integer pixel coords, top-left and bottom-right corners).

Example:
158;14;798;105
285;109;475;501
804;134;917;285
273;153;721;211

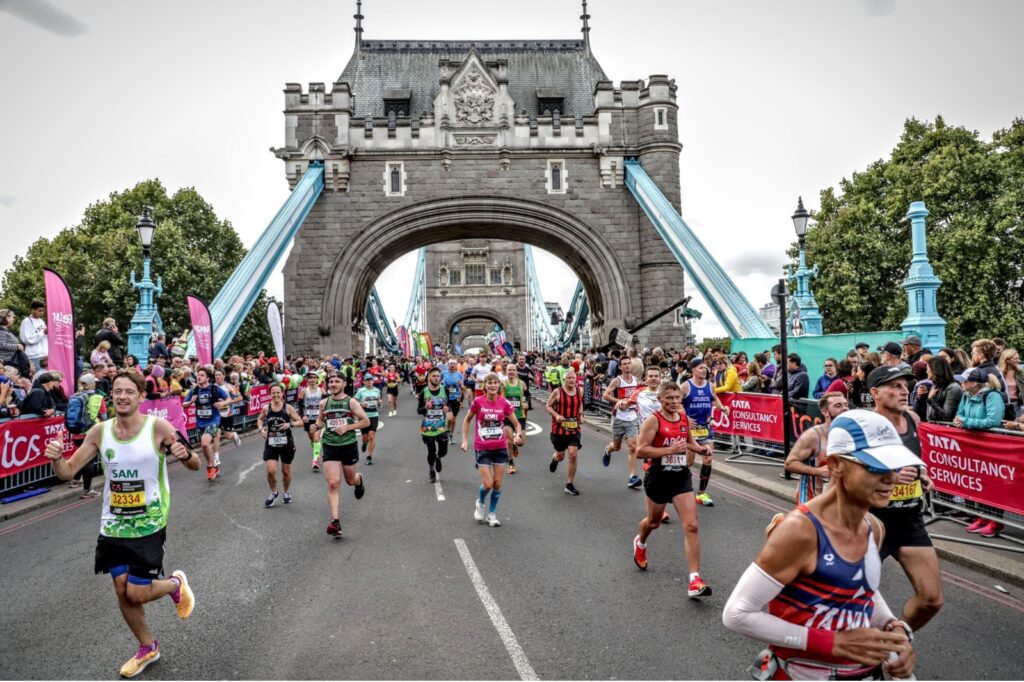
128;256;163;369
901;201;946;351
787;244;823;336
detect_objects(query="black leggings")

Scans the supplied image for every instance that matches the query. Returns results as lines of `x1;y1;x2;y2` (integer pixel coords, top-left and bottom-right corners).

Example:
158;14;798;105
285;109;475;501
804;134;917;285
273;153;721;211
74;456;97;492
423;434;449;470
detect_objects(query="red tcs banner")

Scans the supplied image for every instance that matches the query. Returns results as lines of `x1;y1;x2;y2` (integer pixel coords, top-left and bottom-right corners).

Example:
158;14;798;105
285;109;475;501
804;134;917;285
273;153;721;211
919;422;1024;516
711;393;785;442
0;417;75;479
248;384;272;416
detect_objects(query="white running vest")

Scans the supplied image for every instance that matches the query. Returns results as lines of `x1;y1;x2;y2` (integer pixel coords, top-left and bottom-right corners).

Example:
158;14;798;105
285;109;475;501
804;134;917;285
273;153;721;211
99;415;169;538
613;375;639;422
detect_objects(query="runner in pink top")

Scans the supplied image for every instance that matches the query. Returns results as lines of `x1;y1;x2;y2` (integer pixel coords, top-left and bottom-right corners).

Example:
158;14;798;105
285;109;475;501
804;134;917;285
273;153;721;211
461;373;522;528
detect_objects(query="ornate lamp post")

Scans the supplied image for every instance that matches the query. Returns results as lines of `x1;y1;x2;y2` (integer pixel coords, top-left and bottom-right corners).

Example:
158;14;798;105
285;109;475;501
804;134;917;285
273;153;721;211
786;197;823;336
127;207;164;369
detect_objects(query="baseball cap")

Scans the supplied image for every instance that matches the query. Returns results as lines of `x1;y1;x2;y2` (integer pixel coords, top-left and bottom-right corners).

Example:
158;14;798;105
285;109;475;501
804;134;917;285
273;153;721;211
877;342;902;356
902;335;922;346
963;368;988;384
827;410;923;472
866;365;912;389
854;342;869;350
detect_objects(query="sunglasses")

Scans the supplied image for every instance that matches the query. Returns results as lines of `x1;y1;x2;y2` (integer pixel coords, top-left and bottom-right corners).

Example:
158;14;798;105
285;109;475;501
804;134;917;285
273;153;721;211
836;455;893;476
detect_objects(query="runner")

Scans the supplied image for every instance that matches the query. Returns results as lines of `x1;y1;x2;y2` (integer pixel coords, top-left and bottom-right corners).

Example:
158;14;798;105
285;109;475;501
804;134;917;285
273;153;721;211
868;365;943;630
213;369;243;464
722;409;918;680
412;356;431;397
355;373;382;465
314;374;371;538
462;373;521;527
515;354;533;422
602;358;643;488
441;358;466;443
628;365;671;522
544;356;561;391
631;380;713;598
679;358;730;506
418;367;449;483
502;368;527;474
546;368;584;494
182;366;230;481
783;392;850;504
471;353;493;398
257;383;303;507
385;362;401;417
45;370;199;678
298;372;324;471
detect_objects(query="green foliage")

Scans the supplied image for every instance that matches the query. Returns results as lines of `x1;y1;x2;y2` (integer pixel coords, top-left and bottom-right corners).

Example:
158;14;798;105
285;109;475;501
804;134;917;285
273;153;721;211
698;337;731;354
801;116;1024;349
0;180;275;357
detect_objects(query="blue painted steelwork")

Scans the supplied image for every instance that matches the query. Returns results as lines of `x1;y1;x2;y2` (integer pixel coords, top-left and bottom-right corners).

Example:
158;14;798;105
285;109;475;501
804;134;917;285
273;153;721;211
900;201;946;352
209;163;325;358
365;287;399;353
403;248;427;331
523;245;557;350
623;158;773;339
556;281;589;349
786;244;823;336
128;253;164;368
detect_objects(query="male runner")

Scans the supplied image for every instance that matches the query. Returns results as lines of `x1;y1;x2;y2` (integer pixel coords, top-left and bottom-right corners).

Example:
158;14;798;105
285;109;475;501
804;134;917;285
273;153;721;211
515;354;533;420
502;368;527;474
45;370;199;678
462;373;521;527
722;409;917;680
257;382;303;507
602;358;643;488
629;365;671;522
418;367;450;483
441;358;465;443
679;358;730;506
384;363;401;416
868;365;943;630
412;356;431;396
314;374;371;538
547;368;584;494
355;373;382;465
784;392;849;504
632;379;713;598
182;366;230;481
299;371;324;470
471;353;493;398
213;368;243;459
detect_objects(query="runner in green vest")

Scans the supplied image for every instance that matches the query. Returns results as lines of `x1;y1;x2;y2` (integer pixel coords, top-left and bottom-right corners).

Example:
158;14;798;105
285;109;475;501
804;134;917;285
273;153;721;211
418;367;449;483
544;358;561;390
503;371;527;474
314;374;370;538
355;373;382;465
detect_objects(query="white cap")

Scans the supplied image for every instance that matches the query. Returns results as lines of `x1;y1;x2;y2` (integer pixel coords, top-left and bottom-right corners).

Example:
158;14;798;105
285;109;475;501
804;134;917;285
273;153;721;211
826;409;924;472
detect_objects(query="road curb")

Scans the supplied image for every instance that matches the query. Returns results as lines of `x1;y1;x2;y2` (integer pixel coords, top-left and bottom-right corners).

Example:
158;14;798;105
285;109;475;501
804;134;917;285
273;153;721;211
581;413;1024;589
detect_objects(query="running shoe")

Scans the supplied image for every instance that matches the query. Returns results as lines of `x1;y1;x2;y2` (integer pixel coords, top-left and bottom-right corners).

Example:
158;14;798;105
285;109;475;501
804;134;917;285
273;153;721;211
366;456;373;465
509;461;517;474
232;432;241;447
264;492;278;508
688;575;711;598
564;482;579;496
602;445;612;467
661;511;670;523
81;489;101;498
979;520;1004;538
435;456;442;473
633;535;647;571
119;641;160;678
429;470;437;484
549;457;559;473
696;491;714;506
169;570;195;619
964;518;986;533
474;499;486;522
354;475;365;500
627;475;642;489
312;460;320;472
206;467;216;482
327;519;342;537
487;513;501;527
283;492;292;504
361;440;367;453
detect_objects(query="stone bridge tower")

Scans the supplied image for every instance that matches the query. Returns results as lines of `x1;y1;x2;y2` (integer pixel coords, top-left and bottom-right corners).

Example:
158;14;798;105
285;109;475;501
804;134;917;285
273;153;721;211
278;5;684;356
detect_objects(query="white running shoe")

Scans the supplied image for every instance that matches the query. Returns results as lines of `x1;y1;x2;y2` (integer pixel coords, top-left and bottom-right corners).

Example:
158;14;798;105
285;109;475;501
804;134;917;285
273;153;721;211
474;500;486;522
487;513;501;527
232;432;241;447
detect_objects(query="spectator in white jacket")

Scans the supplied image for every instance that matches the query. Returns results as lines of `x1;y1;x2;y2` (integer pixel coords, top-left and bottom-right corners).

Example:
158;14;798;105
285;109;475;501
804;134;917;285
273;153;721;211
19;300;47;368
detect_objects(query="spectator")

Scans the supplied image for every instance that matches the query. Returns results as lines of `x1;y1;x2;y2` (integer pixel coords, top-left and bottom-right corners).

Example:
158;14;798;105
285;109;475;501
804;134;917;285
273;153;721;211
19;300;48;370
0;309;27;372
607;349;621;380
998;348;1020;418
66;373;104;497
124;354;140;371
937;347;961;373
93;318;125;367
786;353;809;402
919;355;962;423
854;341;870;361
712;355;741;395
953;348;972;375
902;335;926;364
969;339;1009;405
734;352;749;381
741;357;766;393
22;372;59;416
849;361;876;409
48;371;68;412
825;359;854;397
877;341;905;368
92;363;111;397
909;360;931;409
90;340;112;367
812;357;839;398
993;337;1007;358
953;369;1005;430
767;345;783;393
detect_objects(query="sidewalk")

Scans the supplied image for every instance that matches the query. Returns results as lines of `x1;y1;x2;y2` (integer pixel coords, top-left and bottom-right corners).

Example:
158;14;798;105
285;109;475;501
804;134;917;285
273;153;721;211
581;414;1024;589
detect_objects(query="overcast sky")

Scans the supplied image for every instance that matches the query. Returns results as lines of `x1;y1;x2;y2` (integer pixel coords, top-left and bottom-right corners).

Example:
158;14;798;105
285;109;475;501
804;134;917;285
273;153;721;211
2;0;1022;341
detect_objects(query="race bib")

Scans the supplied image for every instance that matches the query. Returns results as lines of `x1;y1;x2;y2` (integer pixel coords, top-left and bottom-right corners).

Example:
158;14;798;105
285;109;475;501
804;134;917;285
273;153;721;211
509;398;521;409
268;435;288;447
479;423;504;440
387;382;397;388
306;407;320;418
662;454;687;467
890;480;922;502
363;399;378;411
561;419;578;431
427;408;444;419
326;418;348;430
692;425;710;440
109;480;146;516
197;408;213;419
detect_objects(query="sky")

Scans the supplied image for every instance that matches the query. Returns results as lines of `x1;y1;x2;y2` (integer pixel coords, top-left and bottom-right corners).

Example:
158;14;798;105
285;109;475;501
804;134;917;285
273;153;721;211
1;0;1022;342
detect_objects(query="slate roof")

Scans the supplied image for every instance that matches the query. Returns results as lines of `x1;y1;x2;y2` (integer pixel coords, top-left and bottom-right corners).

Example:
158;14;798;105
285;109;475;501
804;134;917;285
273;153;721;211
338;40;608;119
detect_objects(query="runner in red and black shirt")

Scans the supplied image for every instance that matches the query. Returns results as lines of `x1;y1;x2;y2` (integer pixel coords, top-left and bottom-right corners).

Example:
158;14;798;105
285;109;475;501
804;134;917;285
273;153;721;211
632;379;714;598
547;369;585;495
413;357;432;397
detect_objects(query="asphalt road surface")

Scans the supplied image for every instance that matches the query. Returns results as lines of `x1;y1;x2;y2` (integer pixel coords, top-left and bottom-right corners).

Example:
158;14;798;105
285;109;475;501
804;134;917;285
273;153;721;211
2;398;1022;680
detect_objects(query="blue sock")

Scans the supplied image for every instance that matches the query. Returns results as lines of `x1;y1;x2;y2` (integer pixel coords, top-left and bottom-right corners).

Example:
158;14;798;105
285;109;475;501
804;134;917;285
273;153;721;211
489;489;502;514
478;485;489;505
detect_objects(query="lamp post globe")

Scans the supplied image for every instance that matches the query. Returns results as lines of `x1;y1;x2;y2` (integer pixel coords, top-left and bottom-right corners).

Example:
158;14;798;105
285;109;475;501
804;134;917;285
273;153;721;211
791;196;810;246
136;206;156;258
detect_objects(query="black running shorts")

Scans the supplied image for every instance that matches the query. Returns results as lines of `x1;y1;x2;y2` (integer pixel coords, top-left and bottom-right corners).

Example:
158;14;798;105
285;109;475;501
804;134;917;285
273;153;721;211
549;432;581;452
643;468;694;505
95;528;166;581
263;444;296;464
360;417;379;435
322;442;359;466
872;506;932;560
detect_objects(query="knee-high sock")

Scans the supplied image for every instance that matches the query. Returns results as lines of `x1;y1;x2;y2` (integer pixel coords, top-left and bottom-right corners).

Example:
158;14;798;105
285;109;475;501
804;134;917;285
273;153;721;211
312;441;321;458
700;463;712;493
478;485;489;505
489;489;502;514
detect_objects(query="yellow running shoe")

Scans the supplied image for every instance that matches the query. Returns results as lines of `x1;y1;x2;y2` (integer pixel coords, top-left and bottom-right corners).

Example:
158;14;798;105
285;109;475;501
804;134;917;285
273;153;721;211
119;642;160;678
170;570;195;619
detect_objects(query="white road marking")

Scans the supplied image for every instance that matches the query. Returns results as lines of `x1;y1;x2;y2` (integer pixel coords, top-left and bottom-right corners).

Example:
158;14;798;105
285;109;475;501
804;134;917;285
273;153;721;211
454;539;538;681
524;420;542;436
236;460;263;486
434;478;446;501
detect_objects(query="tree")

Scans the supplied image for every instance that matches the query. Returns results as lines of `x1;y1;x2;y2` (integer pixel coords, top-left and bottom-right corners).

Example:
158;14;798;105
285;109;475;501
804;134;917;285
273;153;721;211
0;180;275;358
800;116;1024;348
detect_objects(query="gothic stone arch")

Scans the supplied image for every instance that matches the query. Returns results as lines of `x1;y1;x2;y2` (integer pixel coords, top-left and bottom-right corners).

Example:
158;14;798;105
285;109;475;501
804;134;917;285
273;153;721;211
444;308;511;350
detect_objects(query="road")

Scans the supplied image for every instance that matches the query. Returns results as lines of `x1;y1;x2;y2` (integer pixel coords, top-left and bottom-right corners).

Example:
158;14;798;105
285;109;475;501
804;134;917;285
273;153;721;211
1;399;1022;680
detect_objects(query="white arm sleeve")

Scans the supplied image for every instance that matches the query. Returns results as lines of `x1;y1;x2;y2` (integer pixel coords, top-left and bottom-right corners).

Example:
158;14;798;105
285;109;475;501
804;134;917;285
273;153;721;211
722;563;810;650
869;590;896;628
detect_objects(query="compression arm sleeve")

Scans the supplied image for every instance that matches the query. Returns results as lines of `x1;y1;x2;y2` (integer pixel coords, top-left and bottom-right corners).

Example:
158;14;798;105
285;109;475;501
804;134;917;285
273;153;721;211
722;563;810;651
869;590;896;628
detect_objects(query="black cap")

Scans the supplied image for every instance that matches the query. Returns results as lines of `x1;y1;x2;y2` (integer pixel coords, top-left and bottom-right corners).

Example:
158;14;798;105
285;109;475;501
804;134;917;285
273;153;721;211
867;365;912;389
877;342;902;356
854;342;869;349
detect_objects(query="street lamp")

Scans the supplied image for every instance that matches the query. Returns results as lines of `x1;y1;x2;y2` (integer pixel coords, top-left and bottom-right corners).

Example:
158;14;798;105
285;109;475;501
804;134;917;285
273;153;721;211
128;207;164;368
787;196;823;336
136;207;156;259
791;196;810;246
